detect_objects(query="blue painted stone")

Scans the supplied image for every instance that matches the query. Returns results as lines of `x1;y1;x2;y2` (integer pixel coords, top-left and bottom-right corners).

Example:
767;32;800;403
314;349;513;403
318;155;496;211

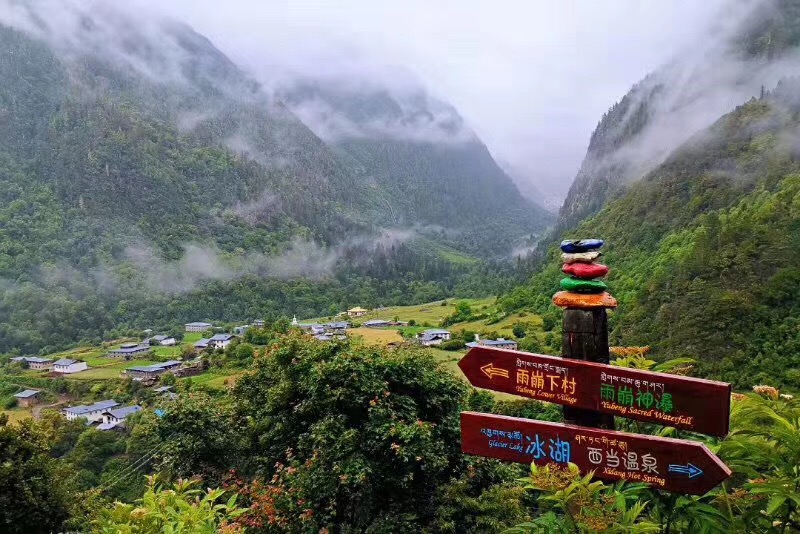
560;239;604;253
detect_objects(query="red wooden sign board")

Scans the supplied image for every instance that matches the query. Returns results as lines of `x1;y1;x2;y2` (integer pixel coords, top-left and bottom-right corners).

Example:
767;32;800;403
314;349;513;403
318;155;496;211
459;347;731;437
461;411;731;495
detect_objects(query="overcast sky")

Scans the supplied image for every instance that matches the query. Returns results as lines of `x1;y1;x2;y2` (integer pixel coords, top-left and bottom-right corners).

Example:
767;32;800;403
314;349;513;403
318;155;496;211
143;0;730;202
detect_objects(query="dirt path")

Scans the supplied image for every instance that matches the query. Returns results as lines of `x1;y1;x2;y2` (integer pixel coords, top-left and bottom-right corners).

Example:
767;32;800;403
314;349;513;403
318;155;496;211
32;394;71;419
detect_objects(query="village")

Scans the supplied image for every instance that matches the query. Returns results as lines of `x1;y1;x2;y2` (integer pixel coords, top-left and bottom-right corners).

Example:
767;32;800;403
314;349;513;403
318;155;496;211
0;297;543;426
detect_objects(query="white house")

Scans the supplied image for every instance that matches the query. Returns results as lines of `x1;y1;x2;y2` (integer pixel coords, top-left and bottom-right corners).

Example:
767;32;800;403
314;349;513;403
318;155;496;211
150;335;177;346
185;321;212;332
53;358;88;374
209;333;234;350
347;307;368;317
62;400;120;422
417;329;452;346
97;405;142;431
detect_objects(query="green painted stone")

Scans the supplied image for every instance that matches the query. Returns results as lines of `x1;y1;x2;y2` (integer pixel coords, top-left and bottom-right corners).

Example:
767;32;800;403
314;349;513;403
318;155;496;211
559;277;607;293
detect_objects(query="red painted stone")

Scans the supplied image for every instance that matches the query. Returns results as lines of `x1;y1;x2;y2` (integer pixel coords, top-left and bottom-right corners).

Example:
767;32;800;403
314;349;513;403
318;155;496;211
552;291;617;309
458;346;732;437
562;263;609;279
461;412;731;495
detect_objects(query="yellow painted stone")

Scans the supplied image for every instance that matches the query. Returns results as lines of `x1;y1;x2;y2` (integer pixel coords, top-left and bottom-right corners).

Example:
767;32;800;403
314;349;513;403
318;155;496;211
552;291;617;309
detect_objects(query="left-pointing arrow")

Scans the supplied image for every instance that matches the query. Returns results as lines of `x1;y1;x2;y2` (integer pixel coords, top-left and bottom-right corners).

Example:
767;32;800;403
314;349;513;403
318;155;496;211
480;363;509;379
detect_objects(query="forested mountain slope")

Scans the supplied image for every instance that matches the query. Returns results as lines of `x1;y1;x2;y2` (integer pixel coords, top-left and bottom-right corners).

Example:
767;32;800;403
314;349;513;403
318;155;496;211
557;0;800;233
0;2;549;354
503;83;800;388
282;82;552;254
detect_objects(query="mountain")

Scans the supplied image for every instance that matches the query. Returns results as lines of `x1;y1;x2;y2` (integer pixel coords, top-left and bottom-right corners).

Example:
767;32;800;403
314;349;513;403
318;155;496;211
0;1;550;354
557;0;800;232
280;81;553;254
502;0;800;389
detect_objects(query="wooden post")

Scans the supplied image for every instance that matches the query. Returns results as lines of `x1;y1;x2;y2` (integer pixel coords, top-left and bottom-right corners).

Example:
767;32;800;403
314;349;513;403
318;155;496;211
562;308;615;429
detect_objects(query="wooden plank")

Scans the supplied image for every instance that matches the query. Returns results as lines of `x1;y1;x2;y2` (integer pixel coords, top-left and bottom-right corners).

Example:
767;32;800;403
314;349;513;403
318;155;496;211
461;411;731;495
458;346;731;437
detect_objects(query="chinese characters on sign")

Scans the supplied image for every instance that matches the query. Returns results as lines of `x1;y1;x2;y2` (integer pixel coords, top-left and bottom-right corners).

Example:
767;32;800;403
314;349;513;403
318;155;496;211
458;346;731;437
462;412;731;495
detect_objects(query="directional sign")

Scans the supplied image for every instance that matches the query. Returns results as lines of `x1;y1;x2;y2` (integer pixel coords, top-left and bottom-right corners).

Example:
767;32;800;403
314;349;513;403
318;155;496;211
461;411;731;495
459;347;731;437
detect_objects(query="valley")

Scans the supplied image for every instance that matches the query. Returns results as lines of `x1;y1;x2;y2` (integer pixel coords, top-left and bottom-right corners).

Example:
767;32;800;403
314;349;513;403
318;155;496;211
1;297;542;422
2;0;800;532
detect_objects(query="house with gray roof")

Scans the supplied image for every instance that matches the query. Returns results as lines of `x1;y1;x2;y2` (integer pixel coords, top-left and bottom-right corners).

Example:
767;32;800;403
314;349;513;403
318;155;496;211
466;337;518;350
62;400;120;422
53;358;88;374
108;343;151;359
97;405;142;431
417;329;452;346
185;321;212;332
364;319;390;328
10;356;54;370
125;360;182;380
13;389;41;407
209;333;234;350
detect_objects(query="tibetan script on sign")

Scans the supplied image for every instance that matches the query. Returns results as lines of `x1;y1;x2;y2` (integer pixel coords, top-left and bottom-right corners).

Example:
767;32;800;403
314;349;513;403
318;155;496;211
458;346;731;437
461;411;731;495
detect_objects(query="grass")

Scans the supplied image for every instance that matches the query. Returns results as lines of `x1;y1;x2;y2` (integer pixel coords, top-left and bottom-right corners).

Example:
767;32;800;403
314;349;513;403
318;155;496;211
425;347;518;401
349;327;404;346
454;312;542;338
306;297;498;328
1;407;32;423
179;370;241;389
63;359;162;380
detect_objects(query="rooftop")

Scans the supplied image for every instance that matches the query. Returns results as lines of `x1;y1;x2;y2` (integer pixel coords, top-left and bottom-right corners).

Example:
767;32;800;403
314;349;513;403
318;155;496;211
421;329;450;335
127;360;182;373
63;399;119;415
54;358;81;366
209;333;234;341
186;322;212;327
13;389;40;399
105;405;142;419
110;344;150;353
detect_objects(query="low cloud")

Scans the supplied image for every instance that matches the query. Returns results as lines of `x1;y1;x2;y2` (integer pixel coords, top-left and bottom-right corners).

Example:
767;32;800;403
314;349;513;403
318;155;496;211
115;228;417;294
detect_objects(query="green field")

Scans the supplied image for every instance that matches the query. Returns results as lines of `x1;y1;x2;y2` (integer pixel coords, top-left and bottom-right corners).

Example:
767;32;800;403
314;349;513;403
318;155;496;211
308;297;497;326
306;297;541;341
179;370;241;389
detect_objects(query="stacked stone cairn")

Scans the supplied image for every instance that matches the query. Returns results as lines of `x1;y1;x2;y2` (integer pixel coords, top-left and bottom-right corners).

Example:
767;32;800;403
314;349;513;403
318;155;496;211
552;239;617;309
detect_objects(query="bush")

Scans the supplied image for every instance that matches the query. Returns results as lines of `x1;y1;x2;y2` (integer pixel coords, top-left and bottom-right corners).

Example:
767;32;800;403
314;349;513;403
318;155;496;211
440;339;466;351
512;324;527;338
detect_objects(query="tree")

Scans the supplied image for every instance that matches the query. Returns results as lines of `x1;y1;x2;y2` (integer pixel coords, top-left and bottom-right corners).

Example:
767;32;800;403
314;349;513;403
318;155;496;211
231;332;481;530
0;416;72;533
127;392;245;485
512;324;527;339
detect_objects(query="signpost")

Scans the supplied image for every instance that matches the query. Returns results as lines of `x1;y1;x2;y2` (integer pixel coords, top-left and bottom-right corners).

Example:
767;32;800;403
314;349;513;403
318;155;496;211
458;346;731;437
457;237;733;495
461;411;731;496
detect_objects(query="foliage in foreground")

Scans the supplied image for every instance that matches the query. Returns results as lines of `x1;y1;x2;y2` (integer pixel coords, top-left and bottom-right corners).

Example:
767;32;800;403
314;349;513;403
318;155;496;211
94;477;244;534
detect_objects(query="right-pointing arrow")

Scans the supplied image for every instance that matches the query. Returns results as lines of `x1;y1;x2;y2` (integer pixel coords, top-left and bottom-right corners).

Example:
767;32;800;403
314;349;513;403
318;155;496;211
669;463;704;479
